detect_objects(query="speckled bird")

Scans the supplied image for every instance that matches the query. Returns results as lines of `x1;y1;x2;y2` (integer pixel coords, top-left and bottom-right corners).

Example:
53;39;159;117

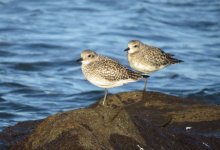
124;40;183;91
77;50;149;105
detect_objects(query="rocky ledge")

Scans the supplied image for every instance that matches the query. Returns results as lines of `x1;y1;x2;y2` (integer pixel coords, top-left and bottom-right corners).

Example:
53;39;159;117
0;91;220;150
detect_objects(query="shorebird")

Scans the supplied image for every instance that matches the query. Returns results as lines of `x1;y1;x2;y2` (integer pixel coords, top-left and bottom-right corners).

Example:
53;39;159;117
124;40;183;91
77;49;149;105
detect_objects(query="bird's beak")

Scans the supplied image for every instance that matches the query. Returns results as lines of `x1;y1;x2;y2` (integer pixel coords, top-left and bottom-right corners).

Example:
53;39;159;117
76;58;83;62
124;47;130;51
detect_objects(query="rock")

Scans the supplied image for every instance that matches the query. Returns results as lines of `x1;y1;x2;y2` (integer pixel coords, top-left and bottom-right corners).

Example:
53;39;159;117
0;91;220;150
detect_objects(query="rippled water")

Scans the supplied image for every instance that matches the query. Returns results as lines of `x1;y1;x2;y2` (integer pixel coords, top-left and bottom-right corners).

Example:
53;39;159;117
0;0;219;130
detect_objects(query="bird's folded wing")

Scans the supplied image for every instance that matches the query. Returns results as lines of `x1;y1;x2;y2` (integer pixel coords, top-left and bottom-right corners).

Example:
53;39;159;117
93;58;133;81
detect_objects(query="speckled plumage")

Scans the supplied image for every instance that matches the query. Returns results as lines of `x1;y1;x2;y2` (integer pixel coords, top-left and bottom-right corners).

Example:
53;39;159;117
78;50;147;105
81;50;142;88
126;40;183;74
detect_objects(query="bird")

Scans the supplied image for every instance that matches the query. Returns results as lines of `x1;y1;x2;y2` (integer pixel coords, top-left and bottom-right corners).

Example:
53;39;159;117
77;49;149;105
124;40;183;91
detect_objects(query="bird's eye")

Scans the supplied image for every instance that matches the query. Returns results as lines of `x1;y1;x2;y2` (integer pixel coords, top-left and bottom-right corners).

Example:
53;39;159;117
88;55;91;57
134;45;138;48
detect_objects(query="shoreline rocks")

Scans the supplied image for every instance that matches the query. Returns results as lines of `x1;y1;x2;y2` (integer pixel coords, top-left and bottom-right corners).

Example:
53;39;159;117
0;91;220;150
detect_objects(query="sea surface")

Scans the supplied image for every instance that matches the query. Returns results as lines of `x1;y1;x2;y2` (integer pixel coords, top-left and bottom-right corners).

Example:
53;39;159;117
0;0;220;130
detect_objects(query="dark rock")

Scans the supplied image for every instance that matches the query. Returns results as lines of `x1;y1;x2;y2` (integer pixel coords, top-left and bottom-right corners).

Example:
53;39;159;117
0;91;220;150
0;120;42;150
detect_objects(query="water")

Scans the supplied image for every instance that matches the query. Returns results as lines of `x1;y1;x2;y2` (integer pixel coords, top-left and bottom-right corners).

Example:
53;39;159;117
0;0;219;130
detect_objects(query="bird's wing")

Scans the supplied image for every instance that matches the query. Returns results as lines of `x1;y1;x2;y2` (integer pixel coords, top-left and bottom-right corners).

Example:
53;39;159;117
93;57;141;81
143;46;175;66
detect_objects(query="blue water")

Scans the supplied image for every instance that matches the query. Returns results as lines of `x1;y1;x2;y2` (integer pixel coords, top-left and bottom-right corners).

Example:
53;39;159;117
0;0;219;130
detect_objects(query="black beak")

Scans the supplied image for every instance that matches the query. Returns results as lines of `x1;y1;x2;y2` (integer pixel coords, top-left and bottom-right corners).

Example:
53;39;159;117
124;47;130;51
76;58;83;62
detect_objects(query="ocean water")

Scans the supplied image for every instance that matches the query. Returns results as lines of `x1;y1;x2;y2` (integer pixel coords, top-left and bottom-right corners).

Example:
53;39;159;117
0;0;219;130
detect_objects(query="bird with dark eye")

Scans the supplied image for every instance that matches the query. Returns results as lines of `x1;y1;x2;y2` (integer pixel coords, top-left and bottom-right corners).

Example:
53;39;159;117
134;45;138;48
88;55;91;57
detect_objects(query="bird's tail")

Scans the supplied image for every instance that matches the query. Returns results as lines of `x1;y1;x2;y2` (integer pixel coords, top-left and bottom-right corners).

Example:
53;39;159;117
127;69;150;80
170;58;183;64
127;70;146;80
142;75;150;79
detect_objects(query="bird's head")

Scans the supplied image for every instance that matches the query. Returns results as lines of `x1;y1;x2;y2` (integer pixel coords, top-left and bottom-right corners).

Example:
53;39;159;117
77;50;98;64
124;40;143;54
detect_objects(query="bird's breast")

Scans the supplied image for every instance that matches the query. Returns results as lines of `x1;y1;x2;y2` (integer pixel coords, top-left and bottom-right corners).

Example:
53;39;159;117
128;54;157;74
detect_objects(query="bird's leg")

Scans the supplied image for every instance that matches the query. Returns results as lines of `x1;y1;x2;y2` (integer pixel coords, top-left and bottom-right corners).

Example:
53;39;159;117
103;88;108;105
143;78;148;92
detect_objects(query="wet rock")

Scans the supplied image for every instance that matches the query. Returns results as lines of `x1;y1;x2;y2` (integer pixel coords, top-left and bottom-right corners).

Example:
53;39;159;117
0;91;220;150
